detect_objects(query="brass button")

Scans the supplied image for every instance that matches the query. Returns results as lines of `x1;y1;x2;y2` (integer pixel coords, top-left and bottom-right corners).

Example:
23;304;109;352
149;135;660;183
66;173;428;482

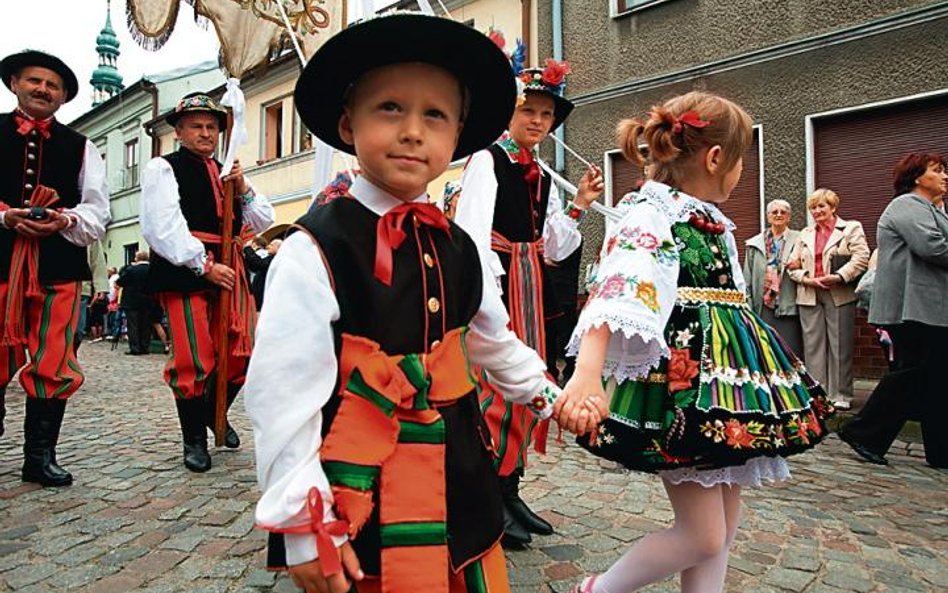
430;339;441;349
27;153;36;161
24;184;33;191
423;253;434;268
29;130;38;136
26;169;35;176
27;142;36;148
427;297;441;314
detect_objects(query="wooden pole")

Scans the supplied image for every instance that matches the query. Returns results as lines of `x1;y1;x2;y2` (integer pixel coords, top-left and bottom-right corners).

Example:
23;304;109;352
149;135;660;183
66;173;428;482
214;114;236;448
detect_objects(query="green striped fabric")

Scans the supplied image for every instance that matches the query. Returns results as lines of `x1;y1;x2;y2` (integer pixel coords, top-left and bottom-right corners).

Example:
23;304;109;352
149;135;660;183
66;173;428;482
323;461;378;491
398;418;445;444
379;521;447;547
463;559;489;593
347;369;397;416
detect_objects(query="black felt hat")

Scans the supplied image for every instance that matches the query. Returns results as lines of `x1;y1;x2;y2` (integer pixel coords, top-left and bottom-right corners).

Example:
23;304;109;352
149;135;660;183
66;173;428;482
295;13;516;161
518;65;575;131
0;50;79;102
164;92;228;129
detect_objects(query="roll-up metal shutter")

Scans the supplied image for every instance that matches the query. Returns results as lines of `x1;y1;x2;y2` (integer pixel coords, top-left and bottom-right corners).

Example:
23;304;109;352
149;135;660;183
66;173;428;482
813;94;948;249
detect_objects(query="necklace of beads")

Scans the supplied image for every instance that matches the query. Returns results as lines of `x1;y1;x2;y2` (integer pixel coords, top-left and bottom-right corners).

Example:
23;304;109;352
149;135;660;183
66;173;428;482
688;213;726;235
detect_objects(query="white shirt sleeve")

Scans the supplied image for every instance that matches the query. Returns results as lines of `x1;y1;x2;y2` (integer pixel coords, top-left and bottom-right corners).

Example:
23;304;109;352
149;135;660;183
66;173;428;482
454;150;505;280
245;231;347;566
466;243;561;415
140;157;208;272
240;182;275;234
542;182;582;262
567;202;680;382
59;140;110;246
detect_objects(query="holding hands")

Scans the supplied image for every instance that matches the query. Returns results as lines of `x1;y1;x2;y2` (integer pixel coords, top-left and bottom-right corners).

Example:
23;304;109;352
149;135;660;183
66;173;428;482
553;367;610;436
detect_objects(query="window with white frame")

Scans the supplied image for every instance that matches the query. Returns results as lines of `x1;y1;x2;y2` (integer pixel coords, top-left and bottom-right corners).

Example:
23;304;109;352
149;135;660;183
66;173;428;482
263;100;285;162
124;139;139;189
612;0;676;17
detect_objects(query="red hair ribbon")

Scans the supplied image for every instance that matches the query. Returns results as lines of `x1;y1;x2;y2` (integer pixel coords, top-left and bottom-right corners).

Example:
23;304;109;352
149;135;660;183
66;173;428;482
375;202;451;286
671;111;711;135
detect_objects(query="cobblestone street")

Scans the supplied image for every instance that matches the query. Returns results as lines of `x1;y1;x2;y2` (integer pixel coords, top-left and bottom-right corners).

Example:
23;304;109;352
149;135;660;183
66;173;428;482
0;343;945;593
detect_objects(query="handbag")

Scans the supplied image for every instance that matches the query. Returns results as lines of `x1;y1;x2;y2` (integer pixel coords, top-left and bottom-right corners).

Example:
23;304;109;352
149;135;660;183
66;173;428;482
830;254;864;285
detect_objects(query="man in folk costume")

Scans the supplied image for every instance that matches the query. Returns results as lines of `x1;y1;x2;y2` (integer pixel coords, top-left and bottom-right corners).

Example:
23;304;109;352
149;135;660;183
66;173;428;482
0;50;110;486
455;46;605;546
140;92;274;472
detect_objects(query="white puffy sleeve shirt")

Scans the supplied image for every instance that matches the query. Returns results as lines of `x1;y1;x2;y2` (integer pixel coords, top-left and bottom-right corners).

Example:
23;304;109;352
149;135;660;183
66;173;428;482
140;157;274;271
245;177;561;566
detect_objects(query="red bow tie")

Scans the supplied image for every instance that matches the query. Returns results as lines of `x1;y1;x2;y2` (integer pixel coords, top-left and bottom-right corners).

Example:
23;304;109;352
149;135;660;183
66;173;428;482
14;115;52;140
375;202;451;286
514;147;541;202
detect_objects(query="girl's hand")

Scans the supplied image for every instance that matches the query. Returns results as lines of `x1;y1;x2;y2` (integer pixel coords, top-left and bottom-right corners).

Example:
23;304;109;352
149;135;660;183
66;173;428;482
288;542;363;593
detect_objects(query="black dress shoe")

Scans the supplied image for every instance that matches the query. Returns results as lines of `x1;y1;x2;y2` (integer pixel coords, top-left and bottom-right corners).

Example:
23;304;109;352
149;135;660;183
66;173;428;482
501;473;554;535
223;424;240;449
838;430;888;465
500;507;531;549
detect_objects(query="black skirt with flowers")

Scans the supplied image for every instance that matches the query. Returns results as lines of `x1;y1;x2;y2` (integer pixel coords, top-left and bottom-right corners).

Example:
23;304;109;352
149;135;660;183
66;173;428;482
577;221;834;472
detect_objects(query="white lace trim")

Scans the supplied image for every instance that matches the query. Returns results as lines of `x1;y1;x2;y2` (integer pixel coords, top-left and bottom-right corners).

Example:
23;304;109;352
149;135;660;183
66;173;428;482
660;456;791;488
635;181;737;231
700;367;804;389
566;314;669;383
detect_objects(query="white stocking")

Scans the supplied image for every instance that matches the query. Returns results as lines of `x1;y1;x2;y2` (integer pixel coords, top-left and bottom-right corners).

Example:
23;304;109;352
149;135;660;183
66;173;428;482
591;480;739;593
680;484;741;593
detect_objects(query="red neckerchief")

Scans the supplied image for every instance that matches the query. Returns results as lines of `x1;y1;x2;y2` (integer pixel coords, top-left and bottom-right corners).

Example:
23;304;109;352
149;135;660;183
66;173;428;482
14;112;53;140
375;202;451;286
513;147;541;203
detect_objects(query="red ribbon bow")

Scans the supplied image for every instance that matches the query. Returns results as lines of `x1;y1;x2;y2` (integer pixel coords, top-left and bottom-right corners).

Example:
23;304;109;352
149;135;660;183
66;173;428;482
306;487;349;577
374;202;451;286
14;114;52;140
671;111;711;135
514;147;542;203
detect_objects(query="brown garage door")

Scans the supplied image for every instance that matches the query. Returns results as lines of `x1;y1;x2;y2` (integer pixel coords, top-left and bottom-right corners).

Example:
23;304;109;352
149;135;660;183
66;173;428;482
813;93;948;249
607;128;762;261
813;93;948;378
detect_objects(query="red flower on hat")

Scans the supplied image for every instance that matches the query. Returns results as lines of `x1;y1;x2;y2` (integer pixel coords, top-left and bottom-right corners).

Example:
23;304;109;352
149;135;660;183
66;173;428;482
541;59;571;87
488;28;506;52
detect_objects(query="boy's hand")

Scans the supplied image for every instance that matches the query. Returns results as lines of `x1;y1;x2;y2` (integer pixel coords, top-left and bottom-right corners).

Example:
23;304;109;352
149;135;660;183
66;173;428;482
574;165;605;209
554;370;609;435
288;542;363;593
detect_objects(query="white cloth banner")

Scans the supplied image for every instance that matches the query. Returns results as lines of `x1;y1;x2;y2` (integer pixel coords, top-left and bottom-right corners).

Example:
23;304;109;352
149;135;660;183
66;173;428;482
219;77;247;179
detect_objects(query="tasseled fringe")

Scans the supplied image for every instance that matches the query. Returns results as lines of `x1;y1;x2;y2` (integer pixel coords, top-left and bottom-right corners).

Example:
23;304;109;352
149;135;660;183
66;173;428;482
125;0;179;52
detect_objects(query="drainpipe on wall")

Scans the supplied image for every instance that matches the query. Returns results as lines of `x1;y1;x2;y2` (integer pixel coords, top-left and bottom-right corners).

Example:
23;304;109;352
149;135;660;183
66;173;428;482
521;0;532;66
552;0;565;172
142;79;161;157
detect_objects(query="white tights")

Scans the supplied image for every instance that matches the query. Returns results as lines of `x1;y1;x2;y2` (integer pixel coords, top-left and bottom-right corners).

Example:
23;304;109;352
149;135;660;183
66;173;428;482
591;479;742;593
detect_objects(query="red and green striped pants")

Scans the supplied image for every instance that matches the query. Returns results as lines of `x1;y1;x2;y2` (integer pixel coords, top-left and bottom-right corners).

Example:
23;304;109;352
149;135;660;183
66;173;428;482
0;281;84;399
158;291;251;400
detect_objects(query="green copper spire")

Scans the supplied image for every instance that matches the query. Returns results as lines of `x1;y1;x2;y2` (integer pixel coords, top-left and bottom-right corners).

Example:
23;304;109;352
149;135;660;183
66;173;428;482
91;0;124;105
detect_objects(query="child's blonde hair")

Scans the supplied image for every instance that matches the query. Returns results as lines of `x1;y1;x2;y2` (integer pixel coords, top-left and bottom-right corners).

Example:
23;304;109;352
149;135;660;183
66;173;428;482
617;91;752;186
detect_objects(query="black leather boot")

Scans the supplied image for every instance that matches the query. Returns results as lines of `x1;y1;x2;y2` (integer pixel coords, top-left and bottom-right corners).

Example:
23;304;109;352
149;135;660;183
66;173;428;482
204;382;240;449
0;387;6;438
175;398;211;472
501;505;532;548
22;398;73;487
501;472;553;535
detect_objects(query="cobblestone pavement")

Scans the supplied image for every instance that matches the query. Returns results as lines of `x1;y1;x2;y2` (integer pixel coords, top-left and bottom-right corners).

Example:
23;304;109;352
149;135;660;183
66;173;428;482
0;343;945;593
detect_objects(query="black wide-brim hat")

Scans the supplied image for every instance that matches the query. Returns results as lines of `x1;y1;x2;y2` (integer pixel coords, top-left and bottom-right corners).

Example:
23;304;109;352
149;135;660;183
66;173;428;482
295;13;516;161
0;50;79;102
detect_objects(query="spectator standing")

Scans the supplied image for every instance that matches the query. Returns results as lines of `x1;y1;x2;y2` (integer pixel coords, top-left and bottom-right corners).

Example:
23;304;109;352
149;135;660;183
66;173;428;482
116;250;152;355
743;199;804;358
74;240;108;353
839;154;948;467
788;189;869;410
243;237;281;311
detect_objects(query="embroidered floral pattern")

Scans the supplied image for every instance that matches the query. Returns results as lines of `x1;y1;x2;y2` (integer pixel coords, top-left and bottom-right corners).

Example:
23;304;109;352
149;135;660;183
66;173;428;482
606;225;678;266
635;282;660;312
587;273;663;314
667;348;699;392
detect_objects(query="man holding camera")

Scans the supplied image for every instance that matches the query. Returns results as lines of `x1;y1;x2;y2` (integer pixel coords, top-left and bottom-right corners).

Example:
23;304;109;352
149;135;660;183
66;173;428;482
0;50;110;486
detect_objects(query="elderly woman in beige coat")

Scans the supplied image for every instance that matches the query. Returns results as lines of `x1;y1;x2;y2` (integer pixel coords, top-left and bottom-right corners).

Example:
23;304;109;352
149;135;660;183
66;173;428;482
788;189;870;410
743;199;803;357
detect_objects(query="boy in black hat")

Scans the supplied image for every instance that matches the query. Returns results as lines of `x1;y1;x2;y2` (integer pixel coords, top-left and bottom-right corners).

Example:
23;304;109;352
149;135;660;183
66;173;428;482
245;13;605;593
454;53;605;546
140;91;274;473
0;49;110;486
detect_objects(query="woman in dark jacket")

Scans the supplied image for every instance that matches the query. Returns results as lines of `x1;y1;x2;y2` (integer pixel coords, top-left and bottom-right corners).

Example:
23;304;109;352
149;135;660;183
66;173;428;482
838;153;948;467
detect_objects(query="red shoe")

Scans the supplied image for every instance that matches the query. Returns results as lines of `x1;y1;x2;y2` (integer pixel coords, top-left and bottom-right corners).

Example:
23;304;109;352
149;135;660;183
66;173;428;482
570;575;598;593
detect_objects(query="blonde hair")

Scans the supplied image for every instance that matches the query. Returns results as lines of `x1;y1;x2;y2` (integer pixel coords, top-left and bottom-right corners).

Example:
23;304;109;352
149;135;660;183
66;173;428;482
616;91;753;186
806;188;839;211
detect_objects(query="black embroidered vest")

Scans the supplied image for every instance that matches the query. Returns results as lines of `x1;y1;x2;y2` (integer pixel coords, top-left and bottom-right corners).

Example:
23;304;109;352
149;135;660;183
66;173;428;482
0;113;90;282
147;149;244;293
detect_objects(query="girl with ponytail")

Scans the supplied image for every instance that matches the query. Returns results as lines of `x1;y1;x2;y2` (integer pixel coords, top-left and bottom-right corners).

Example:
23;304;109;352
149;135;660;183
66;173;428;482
560;91;833;593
